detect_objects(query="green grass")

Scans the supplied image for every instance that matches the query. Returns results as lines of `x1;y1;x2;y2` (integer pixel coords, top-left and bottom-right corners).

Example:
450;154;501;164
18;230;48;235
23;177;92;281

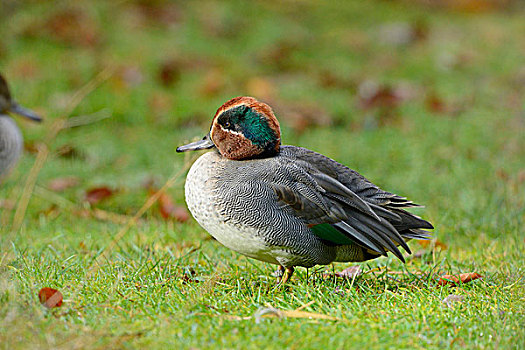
1;0;524;348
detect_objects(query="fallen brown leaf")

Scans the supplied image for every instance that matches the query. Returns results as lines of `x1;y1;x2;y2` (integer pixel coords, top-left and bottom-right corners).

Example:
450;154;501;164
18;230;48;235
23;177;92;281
38;287;63;308
147;187;190;222
85;186;115;205
438;272;482;286
157;192;190;222
130;2;181;26
358;80;404;110
425;94;447;114
158;59;181;87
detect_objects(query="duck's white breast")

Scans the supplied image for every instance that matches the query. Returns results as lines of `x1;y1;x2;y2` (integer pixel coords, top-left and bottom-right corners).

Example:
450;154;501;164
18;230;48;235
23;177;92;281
184;152;278;264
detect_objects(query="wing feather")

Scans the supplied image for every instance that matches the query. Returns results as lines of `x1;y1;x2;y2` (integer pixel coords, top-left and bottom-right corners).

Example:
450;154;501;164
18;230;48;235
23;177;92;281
271;146;434;262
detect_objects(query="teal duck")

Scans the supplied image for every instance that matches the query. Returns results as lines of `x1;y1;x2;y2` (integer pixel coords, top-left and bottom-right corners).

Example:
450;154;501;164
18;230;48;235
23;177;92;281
177;96;433;283
0;74;42;179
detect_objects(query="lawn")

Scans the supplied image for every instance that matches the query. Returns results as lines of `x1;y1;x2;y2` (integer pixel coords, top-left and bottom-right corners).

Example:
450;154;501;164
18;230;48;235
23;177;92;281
1;0;524;348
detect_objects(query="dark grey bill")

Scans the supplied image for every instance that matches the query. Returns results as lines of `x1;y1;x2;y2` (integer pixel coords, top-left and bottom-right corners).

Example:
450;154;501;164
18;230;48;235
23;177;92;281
10;102;42;122
176;134;215;152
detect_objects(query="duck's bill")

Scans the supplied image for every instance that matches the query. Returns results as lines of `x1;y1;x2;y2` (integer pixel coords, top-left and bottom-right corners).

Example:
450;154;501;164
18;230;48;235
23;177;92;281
176;134;215;152
10;102;42;122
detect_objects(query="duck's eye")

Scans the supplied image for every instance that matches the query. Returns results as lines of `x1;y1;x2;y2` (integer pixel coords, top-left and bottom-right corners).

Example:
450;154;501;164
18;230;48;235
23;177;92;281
223;121;231;129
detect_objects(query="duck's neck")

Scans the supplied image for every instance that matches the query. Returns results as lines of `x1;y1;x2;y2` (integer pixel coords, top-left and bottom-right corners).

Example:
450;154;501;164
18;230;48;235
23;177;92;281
0;115;23;178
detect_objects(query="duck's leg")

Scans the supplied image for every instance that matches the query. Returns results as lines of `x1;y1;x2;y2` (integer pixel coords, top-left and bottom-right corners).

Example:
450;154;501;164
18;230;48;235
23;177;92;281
277;267;295;285
273;265;285;279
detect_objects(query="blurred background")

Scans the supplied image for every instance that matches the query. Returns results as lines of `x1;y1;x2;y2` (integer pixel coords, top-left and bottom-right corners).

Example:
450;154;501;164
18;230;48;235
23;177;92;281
0;0;523;242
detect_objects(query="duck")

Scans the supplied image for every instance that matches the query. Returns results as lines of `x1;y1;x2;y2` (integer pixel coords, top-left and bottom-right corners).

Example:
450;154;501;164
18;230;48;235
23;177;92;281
177;96;433;284
0;73;42;180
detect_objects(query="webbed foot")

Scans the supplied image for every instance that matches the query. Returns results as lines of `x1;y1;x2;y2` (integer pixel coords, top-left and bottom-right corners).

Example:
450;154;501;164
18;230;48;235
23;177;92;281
276;266;294;285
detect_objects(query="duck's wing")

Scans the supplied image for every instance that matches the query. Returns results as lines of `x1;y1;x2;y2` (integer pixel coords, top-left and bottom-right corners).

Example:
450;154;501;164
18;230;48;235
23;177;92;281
274;146;434;261
270;162;407;261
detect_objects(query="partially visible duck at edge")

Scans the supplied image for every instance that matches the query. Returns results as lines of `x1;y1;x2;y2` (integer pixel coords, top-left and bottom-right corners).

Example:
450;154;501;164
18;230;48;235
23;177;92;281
0;73;42;180
177;96;433;284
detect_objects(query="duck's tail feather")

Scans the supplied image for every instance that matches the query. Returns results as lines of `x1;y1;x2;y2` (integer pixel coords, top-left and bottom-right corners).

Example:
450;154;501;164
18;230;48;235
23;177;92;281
401;229;433;240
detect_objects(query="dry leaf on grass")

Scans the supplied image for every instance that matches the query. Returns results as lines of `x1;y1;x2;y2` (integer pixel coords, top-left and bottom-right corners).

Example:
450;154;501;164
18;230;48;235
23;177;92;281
130;2;181;26
158;59;181;87
38;287;63;308
151;190;190;222
425;94;447;114
85;186;115;205
358;81;405;110
437;273;482;286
